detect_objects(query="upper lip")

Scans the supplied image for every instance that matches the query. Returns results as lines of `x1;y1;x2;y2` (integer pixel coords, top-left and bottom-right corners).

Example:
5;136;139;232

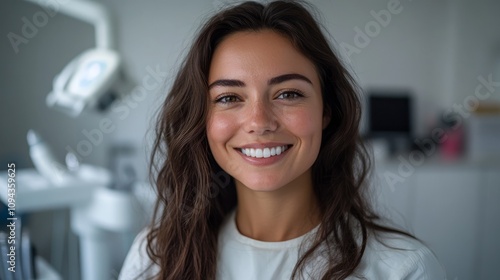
237;143;292;149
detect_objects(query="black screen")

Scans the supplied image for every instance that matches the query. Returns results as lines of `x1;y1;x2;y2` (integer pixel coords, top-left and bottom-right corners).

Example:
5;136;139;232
368;95;411;134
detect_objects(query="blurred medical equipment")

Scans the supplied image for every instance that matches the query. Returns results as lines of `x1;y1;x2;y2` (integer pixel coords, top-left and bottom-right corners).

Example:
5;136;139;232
0;131;148;280
26;130;148;279
27;130;73;185
3;1;147;279
0;218;60;279
27;0;132;117
46;48;128;116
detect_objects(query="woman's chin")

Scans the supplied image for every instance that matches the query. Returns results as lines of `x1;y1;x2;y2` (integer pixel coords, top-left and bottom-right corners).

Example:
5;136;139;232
235;177;289;193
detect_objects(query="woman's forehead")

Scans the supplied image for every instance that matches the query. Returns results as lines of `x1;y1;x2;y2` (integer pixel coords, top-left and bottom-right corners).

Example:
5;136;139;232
208;30;320;87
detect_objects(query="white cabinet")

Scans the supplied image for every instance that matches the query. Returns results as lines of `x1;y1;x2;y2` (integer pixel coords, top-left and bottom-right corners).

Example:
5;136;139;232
374;159;500;280
477;169;500;279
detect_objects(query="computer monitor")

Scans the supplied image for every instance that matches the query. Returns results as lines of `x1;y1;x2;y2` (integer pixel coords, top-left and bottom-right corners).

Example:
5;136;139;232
367;91;413;154
368;94;411;135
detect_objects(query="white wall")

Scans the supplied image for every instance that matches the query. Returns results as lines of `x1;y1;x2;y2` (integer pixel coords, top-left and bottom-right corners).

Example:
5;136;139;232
446;0;500;104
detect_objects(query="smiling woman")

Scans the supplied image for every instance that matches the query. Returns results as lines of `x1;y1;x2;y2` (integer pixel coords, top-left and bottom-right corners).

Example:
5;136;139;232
119;1;445;280
207;30;326;198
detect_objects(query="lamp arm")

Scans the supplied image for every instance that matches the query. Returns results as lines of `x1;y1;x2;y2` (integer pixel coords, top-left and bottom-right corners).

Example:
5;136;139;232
26;0;114;49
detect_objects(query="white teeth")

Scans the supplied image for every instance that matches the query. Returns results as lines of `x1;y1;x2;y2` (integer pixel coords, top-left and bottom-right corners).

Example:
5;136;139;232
240;145;289;158
263;148;271;158
255;149;263;158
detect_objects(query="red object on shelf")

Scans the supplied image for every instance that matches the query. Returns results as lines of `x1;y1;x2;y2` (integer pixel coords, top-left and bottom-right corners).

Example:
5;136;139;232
441;127;463;160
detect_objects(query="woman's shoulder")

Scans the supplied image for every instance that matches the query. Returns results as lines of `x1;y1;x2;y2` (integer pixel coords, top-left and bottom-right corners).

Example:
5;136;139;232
354;231;447;280
119;228;159;280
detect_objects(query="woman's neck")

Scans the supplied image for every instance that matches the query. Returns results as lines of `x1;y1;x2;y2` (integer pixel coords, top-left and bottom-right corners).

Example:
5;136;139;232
234;169;321;242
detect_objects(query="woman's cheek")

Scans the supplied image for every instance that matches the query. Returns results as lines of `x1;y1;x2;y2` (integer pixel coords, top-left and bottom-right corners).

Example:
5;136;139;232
282;107;323;137
207;112;238;146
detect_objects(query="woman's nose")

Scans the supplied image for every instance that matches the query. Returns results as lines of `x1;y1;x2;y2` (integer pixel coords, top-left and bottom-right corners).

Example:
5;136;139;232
243;100;278;135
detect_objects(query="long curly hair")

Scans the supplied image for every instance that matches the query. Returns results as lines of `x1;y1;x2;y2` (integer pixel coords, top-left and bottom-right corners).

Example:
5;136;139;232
147;1;411;279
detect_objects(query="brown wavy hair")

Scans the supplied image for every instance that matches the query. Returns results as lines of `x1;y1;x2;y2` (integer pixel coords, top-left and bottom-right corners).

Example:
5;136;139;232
147;1;411;279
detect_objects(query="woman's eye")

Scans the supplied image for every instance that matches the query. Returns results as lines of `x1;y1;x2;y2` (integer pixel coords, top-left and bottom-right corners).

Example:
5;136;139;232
215;95;240;104
277;90;304;100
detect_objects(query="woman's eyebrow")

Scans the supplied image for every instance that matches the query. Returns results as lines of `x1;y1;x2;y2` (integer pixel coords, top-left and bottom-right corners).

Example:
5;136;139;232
208;73;312;90
208;79;245;89
268;73;312;86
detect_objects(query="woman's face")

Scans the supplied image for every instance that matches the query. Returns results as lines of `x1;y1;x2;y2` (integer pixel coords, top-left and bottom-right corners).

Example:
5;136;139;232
207;30;328;192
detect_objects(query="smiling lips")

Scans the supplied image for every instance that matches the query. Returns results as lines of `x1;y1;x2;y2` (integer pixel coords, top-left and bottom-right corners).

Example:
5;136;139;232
239;145;290;158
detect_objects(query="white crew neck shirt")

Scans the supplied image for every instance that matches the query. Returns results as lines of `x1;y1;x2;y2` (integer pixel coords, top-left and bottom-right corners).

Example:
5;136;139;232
119;210;446;279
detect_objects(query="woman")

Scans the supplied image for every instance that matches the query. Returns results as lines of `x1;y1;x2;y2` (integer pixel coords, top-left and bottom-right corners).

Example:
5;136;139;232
120;1;445;279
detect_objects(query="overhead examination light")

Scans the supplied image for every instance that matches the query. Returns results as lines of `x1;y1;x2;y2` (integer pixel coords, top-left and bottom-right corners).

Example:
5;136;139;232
27;0;131;117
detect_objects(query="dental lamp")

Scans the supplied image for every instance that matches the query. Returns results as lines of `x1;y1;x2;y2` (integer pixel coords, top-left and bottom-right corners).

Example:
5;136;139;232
28;0;130;117
46;48;123;117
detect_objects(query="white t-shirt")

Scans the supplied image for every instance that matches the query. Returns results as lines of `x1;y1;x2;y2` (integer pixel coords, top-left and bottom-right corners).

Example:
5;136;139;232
119;211;446;279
